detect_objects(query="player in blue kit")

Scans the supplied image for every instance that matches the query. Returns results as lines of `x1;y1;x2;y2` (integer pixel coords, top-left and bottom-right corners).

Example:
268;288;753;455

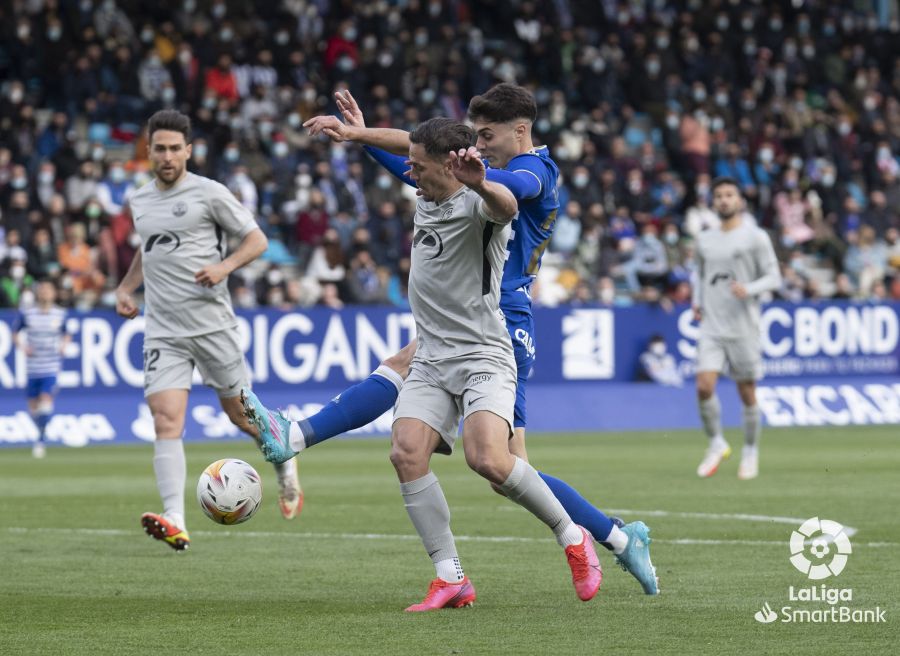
13;280;71;458
242;85;658;596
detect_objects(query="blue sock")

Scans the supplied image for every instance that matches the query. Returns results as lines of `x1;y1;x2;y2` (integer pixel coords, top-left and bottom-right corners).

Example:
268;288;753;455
539;471;615;550
299;366;402;448
35;412;51;442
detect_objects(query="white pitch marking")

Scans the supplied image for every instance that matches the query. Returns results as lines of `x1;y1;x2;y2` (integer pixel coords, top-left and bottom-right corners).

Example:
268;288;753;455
6;526;895;547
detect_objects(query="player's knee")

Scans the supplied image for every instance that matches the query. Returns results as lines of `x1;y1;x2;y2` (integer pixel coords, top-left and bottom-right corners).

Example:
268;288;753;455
151;408;183;437
696;380;715;399
465;452;506;484
389;440;424;474
382;350;412;379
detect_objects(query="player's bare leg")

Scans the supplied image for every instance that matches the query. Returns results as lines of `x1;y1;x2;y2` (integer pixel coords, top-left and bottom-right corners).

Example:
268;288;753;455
736;380;760;480
142;389;190;550
390;418;473;611
696;370;731;477
222;393;302;519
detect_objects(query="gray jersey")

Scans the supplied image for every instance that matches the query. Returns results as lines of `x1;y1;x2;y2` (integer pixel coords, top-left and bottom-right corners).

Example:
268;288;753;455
408;186;513;361
694;219;781;339
129;172;258;338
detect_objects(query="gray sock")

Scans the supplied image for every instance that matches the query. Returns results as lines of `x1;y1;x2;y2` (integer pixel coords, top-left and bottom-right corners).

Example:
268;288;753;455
153;439;185;521
743;404;761;448
699;395;723;441
399;472;458;564
499;457;580;546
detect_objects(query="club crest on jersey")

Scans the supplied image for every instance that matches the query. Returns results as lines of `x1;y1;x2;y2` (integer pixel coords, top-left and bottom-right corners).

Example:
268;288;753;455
413;227;444;260
441;205;454;221
172;201;188;217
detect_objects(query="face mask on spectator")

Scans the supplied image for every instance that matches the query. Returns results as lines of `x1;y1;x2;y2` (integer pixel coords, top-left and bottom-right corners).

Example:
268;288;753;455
110;167;126;183
86;204;102;218
178;50;192;65
656;36;670;49
802;45;815;59
9;88;23;104
141;28;154;43
769;18;783;31
259;121;274;137
686;38;699;52
414;32;428;47
741;17;753;31
711;117;724;132
646;60;660;75
148;54;161;67
759;148;774;164
303;88;317;102
650;341;666;356
790;157;803;170
664;231;679;245
224;148;239;162
824;23;836;36
822;172;836;187
692;87;706;102
715;92;729;107
838;121;851;136
11;176;27;189
220;28;234;42
864;96;877;111
38;170;54;184
273;142;289;158
184;0;196;10
743;41;756;56
573;174;589;188
267;269;284;285
377;52;394;68
591;58;606;73
47;26;62;41
376;174;392;190
193;143;208;159
17;24;30;40
599;287;615;304
276;31;290;45
212;3;226;19
162;87;176;103
741;97;756;111
784;42;797;59
337;55;355;72
716;16;729;31
297;174;312;187
92;147;106;161
11;264;26;280
287;113;302;128
665;114;679;129
878;147;892;160
103;0;116;10
203;96;218;111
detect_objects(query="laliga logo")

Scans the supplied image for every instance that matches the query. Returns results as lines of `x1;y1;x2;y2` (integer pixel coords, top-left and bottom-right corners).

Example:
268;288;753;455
789;517;852;580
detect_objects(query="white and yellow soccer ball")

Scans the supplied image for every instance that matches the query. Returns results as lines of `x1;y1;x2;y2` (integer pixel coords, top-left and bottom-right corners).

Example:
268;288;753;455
196;459;263;525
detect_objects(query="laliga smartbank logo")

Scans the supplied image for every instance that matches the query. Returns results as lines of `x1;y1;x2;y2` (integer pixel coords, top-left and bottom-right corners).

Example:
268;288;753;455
753;517;886;625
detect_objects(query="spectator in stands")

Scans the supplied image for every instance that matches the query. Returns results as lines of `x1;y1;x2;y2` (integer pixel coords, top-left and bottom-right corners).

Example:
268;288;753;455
639;334;683;387
57;222;105;296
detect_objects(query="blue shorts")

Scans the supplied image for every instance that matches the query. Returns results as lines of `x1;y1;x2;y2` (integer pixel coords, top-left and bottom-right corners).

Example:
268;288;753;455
26;376;58;399
504;308;536;428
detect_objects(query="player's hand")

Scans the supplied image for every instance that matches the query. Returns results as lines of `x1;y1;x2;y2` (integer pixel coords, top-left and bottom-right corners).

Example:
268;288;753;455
449;147;486;188
195;263;229;287
730;281;748;300
115;290;139;320
303;115;355;143
692;305;702;322
334;90;365;128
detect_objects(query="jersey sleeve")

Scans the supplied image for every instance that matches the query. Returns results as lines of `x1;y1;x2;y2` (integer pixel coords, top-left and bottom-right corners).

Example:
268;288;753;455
363;146;415;187
11;312;25;334
485;168;542;201
744;230;782;296
495;154;548;200
203;179;259;238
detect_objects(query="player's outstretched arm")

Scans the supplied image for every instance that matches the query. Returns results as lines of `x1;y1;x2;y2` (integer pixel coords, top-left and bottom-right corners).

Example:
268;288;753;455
115;248;143;319
195;228;268;288
450;147;517;224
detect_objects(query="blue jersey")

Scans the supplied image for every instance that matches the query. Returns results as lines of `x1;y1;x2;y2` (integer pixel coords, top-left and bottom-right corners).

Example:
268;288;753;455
497;146;560;312
13;305;69;378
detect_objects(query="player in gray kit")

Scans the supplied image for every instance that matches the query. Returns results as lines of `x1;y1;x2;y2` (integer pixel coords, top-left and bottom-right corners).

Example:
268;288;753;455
114;110;301;551
379;118;601;610
693;177;781;480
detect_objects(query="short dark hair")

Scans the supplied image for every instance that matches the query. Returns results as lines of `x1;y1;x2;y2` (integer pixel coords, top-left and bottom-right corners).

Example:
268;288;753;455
711;176;741;194
468;83;537;124
409;117;476;158
147;110;192;143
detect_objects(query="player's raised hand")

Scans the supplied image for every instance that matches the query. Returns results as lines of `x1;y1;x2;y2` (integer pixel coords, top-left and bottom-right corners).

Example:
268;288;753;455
195;262;229;288
303;115;355;143
115;290;139;320
335;90;365;128
692;305;702;322
449;146;486;188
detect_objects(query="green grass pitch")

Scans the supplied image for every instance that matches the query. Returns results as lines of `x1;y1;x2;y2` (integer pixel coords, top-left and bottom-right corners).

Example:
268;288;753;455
1;426;897;655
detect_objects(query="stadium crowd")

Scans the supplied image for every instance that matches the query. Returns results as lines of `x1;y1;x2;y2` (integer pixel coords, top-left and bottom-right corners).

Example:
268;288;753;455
2;0;900;311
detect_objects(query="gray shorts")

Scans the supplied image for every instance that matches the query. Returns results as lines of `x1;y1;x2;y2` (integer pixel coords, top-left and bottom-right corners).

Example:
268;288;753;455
143;329;250;398
393;352;517;455
697;334;763;381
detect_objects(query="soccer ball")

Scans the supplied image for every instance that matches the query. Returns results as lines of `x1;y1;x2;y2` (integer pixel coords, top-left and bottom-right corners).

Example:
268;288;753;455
196;459;262;525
